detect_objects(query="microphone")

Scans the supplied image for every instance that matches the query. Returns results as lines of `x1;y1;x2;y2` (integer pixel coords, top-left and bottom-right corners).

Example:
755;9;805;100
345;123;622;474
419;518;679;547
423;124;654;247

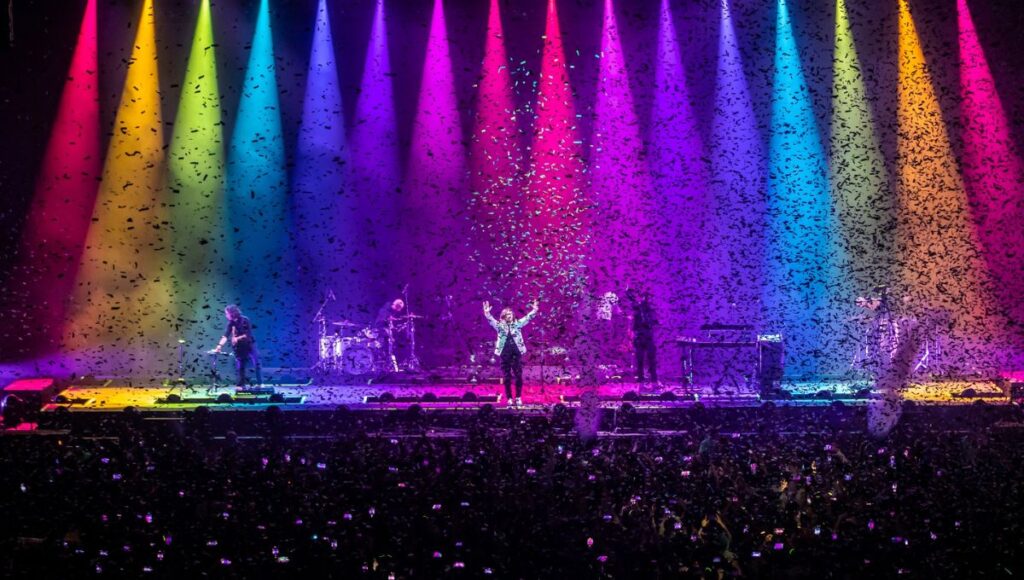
328;289;336;300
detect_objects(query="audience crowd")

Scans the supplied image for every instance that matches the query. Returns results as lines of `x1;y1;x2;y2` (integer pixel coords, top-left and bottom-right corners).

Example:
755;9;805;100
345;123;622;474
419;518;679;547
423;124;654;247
3;410;1024;578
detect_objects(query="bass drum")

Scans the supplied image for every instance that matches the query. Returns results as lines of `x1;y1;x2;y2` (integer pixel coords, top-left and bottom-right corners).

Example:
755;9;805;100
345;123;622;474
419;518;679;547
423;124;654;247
342;345;376;375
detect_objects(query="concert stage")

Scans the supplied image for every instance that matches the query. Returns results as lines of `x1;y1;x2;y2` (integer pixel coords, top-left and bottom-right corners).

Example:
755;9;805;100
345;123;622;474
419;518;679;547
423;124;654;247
2;0;1024;439
6;374;1007;436
37;377;1009;414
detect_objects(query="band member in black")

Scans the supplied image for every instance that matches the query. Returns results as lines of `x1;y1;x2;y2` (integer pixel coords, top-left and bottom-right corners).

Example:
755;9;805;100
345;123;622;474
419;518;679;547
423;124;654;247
483;299;539;406
375;298;407;370
626;288;658;385
375;298;406;328
212;304;261;387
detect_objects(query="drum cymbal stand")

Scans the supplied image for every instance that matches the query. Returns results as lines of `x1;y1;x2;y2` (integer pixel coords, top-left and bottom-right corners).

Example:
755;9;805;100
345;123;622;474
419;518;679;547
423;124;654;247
386;320;400;373
405;315;422;372
403;283;421;372
913;335;939;374
312;290;333;373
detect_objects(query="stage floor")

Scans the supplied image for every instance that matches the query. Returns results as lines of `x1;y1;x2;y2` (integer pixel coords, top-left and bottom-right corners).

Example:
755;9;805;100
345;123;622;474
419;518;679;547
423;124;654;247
40;378;1008;414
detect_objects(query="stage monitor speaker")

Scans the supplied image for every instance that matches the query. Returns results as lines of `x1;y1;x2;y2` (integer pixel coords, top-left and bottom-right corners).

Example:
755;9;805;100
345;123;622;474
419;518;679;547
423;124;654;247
1;378;61;410
757;340;785;391
1010;382;1024;400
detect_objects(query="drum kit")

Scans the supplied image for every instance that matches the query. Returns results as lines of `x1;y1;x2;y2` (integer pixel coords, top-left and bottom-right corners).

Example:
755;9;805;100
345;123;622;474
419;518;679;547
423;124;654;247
313;290;425;377
317;320;379;375
849;287;941;376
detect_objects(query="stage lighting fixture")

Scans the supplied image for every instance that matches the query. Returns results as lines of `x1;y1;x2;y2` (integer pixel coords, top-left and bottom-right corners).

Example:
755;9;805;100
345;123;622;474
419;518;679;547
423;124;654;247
1;395;27;427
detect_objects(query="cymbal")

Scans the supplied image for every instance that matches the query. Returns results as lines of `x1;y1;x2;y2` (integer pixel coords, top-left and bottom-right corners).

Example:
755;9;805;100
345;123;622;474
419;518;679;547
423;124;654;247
331;320;359;327
389;314;426;320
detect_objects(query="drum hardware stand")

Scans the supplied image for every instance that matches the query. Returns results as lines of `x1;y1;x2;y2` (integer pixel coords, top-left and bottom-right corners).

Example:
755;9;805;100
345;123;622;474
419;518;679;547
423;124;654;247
848;336;870;372
468;351;479;383
441;294;455;368
914;342;931;373
385;319;400;373
875;287;900;363
913;336;940;374
312;290;334;373
403;283;422;372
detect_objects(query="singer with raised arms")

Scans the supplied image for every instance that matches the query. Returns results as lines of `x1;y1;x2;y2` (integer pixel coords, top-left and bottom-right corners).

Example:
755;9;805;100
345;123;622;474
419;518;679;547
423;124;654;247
483;299;540;406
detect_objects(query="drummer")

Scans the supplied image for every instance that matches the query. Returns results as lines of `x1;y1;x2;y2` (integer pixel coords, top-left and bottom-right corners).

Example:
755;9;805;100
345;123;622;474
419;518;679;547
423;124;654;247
375;298;409;369
375;298;406;329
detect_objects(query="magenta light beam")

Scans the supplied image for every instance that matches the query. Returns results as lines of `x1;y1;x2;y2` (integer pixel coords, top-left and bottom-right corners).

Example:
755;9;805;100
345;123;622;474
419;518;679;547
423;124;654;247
958;0;1024;361
524;0;591;341
7;0;100;355
403;0;468;297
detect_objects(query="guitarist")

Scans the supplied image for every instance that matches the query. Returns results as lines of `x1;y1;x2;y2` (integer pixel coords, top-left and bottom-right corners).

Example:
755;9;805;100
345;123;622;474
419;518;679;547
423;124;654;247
212;304;261;387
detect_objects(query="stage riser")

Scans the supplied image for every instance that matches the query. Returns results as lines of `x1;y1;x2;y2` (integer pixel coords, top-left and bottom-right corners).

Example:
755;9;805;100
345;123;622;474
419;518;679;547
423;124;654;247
34;405;1020;438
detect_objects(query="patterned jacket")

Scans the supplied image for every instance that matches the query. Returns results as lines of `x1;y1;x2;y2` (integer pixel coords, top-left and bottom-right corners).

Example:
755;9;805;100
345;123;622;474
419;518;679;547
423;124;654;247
484;307;538;356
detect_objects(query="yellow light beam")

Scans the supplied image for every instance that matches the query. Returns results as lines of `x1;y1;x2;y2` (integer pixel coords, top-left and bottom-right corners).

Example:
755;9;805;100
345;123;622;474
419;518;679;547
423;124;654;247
66;0;176;368
897;0;999;367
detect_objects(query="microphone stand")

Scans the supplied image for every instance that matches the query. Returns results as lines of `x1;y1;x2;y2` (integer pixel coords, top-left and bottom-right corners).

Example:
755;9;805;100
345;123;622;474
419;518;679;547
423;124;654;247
313;293;332;333
176;339;187;384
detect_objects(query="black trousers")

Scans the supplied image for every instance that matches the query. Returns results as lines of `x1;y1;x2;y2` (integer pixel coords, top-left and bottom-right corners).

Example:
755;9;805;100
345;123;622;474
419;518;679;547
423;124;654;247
634;336;657;382
235;345;262;387
500;342;523;398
